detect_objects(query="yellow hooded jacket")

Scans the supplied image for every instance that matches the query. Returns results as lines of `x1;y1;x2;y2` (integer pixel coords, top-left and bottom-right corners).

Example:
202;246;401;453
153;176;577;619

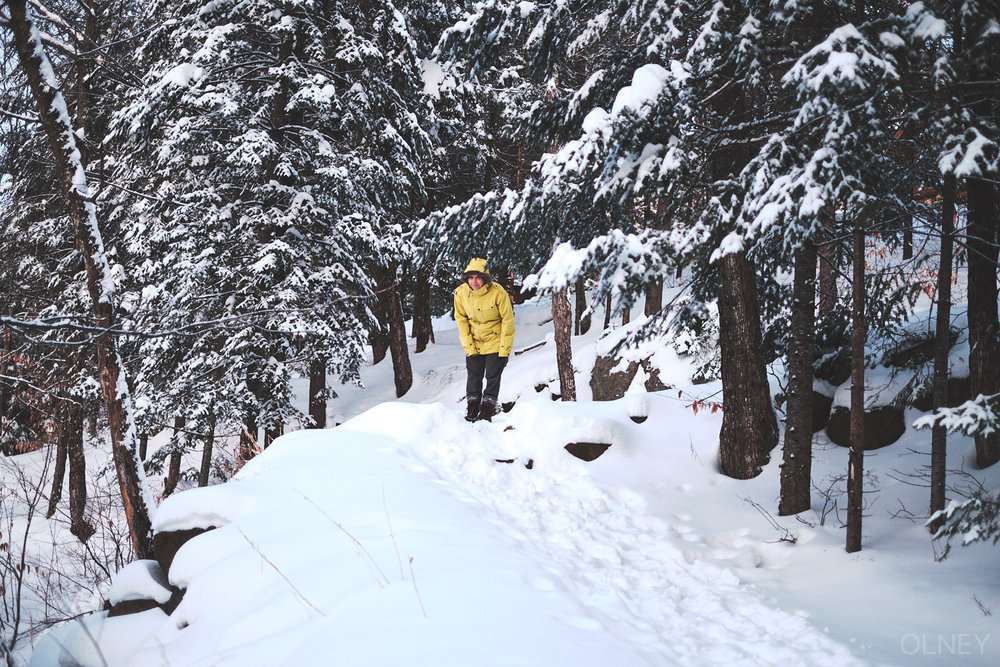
454;259;515;357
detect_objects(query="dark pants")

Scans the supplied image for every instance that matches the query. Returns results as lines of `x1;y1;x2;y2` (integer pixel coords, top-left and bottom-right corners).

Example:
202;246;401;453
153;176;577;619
466;353;508;405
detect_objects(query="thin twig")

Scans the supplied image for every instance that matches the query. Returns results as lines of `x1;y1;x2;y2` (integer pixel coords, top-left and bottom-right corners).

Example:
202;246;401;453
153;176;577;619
408;557;428;618
299;494;389;587
383;485;405;580
238;528;326;617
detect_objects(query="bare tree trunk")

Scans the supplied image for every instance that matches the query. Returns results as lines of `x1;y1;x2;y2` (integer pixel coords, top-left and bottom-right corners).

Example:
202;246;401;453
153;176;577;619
930;174;956;522
139;433;148;461
574;277;590;335
967;178;1000;468
387;283;413;397
717;251;778;478
373;264;413;397
779;240;817;515
621;305;630;326
552;289;576;401
644;278;663;317
0;324;11;453
199;412;216;487
817;216;839;317
46;400;69;518
66;402;93;541
846;219;866;553
308;358;326;429
370;269;390;365
603;293;612;330
412;265;432;353
8;0;154;559
163;416;184;496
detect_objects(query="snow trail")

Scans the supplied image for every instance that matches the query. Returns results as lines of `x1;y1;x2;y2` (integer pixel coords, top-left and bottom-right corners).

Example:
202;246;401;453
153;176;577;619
348;402;861;666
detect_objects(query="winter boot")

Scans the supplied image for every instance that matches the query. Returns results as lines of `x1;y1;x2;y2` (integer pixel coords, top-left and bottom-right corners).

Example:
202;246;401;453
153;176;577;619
465;398;481;422
477;399;498;423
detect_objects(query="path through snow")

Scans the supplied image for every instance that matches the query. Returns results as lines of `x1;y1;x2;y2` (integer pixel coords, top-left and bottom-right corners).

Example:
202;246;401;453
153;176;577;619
344;402;861;666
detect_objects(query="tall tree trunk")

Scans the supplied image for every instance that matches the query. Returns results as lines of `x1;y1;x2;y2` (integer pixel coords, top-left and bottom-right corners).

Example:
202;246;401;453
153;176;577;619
308;358;326;429
930;174;956;521
817;217;839;318
163;416;184;496
779;240;817;515
412;265;433;353
72;6;96;166
8;0;154;559
603;293;612;330
717;251;778;478
139;433;148;461
966;178;1000;468
370;279;390;365
621;305;630;326
0;322;11;452
46;399;69;518
373;263;413;397
240;414;258;464
66;401;93;541
552;289;576;401
644;278;663;317
846;219;866;553
199;412;216;488
575;277;590;335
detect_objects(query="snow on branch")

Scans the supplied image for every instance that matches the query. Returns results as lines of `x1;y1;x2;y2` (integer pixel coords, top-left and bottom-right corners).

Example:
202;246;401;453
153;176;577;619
524;229;675;310
0;8;77;56
913;392;1000;437
928;492;1000;560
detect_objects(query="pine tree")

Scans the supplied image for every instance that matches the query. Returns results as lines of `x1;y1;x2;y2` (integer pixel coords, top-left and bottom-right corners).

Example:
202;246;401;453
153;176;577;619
103;0;438;454
423;0;786;476
5;0;156;558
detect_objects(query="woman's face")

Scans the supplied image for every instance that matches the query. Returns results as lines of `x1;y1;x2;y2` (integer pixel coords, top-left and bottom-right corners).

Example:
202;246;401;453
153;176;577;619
467;274;485;291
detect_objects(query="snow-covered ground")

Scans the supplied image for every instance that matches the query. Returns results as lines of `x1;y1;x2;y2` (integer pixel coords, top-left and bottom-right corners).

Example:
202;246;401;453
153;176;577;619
16;294;1000;665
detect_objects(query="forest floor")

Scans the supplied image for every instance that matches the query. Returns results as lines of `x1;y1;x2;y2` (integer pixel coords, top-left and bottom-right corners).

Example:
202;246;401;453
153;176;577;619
6;290;1000;666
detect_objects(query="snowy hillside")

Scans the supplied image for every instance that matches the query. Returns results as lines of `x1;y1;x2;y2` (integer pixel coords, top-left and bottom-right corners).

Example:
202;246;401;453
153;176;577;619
26;297;1000;666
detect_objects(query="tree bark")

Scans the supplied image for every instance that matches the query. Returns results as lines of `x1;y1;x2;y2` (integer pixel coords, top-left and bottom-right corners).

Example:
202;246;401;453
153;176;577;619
552;289;576;401
412;265;433;353
717;251;778;479
846;220;866;553
372;263;413;397
817;217;839;318
621;305;630;326
308;358;326;428
779;240;817;515
369;267;391;365
65;401;93;541
139;433;148;461
603;293;612;330
199;412;216;487
8;0;154;559
644;278;663;317
930;174;956;521
574;277;590;335
163;416;184;496
966;177;1000;468
46;400;69;518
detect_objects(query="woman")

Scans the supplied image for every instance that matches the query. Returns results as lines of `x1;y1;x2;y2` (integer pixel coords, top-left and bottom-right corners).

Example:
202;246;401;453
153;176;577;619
454;258;515;422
